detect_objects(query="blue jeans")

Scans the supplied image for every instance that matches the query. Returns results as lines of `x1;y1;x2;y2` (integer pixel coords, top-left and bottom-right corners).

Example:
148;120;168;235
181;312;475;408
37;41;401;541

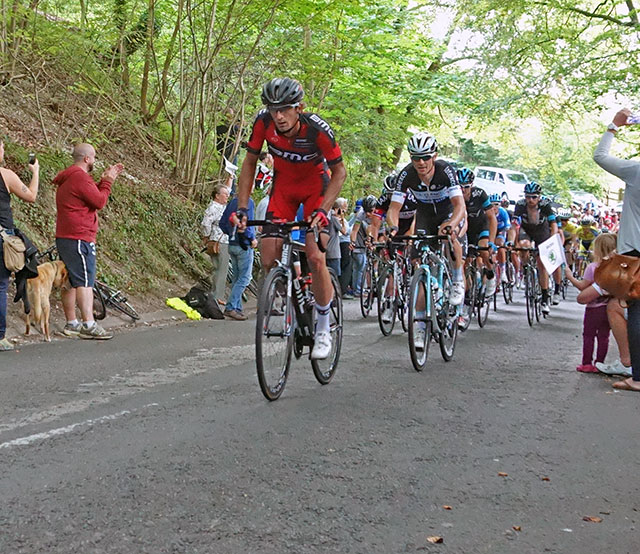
225;244;254;313
351;251;366;295
0;235;10;340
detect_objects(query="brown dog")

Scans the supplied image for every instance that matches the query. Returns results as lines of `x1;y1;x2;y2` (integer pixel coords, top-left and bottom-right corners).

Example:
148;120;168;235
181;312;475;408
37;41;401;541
25;260;69;342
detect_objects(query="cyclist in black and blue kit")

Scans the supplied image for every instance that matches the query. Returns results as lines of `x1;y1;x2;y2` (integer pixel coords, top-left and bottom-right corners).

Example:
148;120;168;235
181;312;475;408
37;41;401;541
386;132;466;307
489;193;512;286
513;181;558;314
459;167;498;298
367;172;417;240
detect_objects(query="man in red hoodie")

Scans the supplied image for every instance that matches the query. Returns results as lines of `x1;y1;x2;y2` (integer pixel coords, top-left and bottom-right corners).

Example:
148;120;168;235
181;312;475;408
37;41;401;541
54;143;123;339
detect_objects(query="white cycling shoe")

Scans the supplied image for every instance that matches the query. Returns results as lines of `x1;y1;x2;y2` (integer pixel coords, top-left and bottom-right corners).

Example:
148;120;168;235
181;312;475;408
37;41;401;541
311;330;332;360
449;281;465;306
381;307;394;324
413;328;426;351
485;277;497;297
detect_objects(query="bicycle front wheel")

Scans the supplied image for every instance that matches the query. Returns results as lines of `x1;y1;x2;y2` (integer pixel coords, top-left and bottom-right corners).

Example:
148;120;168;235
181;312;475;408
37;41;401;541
477;289;490;328
525;268;535;327
311;269;343;385
377;266;396;336
408;268;431;372
438;270;459;361
359;263;374;318
256;267;294;401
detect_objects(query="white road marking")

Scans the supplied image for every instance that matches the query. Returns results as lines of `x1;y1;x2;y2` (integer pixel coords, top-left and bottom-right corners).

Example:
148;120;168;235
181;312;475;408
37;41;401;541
0;403;159;450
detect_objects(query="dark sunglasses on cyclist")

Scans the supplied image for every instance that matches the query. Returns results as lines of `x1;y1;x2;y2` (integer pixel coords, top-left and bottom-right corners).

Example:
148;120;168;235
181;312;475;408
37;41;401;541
267;102;300;113
461;184;472;189
410;154;434;162
525;194;540;199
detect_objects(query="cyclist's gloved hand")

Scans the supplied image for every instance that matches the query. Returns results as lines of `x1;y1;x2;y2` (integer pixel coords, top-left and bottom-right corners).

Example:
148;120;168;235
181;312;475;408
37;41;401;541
488;241;497;253
310;208;329;228
505;240;514;248
235;207;249;224
388;225;398;239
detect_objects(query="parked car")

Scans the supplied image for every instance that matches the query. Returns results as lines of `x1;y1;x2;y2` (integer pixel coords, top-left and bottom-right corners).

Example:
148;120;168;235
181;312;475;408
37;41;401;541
473;166;529;203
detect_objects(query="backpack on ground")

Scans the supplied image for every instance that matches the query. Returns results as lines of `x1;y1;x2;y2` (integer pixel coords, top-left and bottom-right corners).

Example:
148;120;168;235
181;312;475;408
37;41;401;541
182;286;224;319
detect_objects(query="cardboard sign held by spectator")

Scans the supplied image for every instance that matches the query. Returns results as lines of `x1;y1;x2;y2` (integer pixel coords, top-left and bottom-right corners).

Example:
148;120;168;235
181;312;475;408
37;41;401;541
538;233;566;275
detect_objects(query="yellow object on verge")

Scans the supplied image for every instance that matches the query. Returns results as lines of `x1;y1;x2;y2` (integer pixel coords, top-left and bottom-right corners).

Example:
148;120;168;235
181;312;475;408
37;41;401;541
166;297;202;320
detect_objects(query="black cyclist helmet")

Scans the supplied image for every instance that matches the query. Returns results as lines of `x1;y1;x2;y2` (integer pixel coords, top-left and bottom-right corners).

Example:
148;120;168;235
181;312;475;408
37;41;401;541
261;77;304;108
524;181;542;195
362;194;377;213
383;172;397;192
456;167;475;186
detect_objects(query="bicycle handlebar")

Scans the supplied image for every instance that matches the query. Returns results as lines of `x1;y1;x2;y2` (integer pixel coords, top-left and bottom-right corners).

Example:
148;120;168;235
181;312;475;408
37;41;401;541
244;220;326;253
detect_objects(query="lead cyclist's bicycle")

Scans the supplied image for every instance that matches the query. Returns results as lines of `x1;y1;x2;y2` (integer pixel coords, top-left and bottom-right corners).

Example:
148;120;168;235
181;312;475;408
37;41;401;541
246;220;343;401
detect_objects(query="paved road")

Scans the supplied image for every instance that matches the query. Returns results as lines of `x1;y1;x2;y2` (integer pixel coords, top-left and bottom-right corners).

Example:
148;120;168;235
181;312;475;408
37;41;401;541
0;290;638;553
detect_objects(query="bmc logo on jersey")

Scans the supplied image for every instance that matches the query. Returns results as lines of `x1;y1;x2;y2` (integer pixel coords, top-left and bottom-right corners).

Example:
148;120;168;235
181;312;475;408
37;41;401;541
268;145;320;163
309;114;334;139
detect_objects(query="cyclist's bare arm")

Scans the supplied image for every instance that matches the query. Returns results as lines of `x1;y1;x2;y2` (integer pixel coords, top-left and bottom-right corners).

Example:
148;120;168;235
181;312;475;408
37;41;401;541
487;206;498;244
318;161;347;215
386;201;402;231
236;151;259;216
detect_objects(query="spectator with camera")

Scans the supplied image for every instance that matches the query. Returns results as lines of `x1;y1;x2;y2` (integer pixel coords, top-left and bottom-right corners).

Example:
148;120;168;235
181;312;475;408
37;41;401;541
593;108;640;391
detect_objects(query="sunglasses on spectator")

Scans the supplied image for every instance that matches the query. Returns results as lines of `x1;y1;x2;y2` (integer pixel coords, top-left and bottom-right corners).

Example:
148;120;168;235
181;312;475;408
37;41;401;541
410;154;434;162
525;194;540;199
267;103;300;113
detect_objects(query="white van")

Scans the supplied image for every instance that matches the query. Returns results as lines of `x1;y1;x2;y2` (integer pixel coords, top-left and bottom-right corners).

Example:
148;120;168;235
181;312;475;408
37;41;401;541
473;166;529;203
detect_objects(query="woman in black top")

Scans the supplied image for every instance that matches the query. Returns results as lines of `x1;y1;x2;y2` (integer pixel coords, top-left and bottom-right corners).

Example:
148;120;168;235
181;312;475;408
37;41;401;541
0;140;39;350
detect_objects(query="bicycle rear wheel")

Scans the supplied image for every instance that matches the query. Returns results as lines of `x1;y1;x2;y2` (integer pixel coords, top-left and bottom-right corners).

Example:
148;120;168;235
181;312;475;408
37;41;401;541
376;266;396;336
255;267;294;401
92;284;106;321
503;262;514;304
408;269;431;371
359;263;374;318
311;269;343;385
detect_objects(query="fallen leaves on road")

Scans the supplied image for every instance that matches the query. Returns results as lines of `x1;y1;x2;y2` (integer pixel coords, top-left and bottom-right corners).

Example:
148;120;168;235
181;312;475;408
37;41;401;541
541;476;550;481
427;536;444;544
512;526;522;532
498;472;508;477
443;505;452;510
583;516;603;523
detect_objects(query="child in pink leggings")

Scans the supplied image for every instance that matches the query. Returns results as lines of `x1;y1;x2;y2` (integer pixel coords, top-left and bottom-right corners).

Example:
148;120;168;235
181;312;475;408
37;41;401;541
565;233;617;372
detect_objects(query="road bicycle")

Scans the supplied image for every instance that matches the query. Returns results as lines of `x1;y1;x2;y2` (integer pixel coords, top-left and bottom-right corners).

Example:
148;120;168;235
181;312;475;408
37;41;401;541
246;219;343;401
514;247;543;326
376;239;413;336
35;244;139;321
460;244;492;331
402;232;460;372
496;245;516;305
359;244;384;318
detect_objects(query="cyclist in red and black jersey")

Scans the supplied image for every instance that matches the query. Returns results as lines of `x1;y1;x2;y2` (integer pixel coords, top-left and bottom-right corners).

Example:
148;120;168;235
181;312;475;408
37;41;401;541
236;77;347;360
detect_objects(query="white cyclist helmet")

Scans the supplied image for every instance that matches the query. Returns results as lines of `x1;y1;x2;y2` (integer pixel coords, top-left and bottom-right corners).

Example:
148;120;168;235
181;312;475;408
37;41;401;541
407;132;438;158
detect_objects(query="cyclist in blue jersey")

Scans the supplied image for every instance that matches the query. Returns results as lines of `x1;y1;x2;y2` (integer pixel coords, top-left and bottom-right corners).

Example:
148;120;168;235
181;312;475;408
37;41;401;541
489;194;512;285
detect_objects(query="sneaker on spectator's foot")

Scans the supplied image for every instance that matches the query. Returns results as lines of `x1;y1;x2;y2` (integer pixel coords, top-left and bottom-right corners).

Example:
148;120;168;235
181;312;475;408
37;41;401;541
342;292;354;300
62;321;82;337
311;330;332;360
576;364;598;373
0;338;14;351
413;328;426;351
79;323;113;340
224;309;248;321
595;360;632;377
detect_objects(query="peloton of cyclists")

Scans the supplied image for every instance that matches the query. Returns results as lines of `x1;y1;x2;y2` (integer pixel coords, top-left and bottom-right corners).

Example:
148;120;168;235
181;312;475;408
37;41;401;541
235;77;347;360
